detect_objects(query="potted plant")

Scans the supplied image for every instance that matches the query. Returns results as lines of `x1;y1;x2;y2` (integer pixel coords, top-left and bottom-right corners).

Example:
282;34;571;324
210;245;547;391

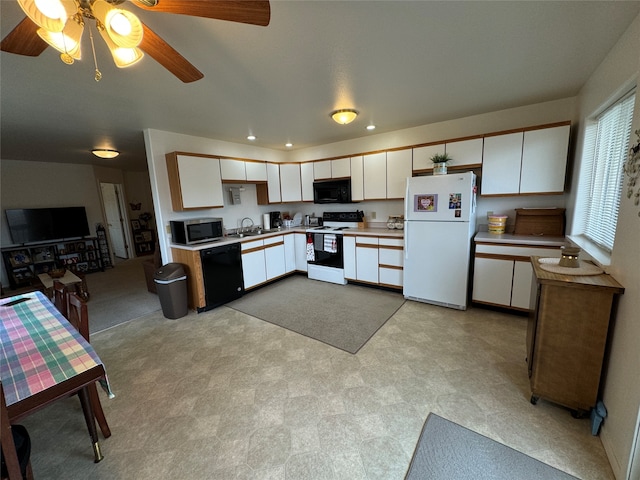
430;152;452;175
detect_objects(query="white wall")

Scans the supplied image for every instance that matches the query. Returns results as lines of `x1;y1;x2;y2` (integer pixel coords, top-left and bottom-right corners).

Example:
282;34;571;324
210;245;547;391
145;98;577;264
570;13;640;479
0;160;104;286
0;160;157;284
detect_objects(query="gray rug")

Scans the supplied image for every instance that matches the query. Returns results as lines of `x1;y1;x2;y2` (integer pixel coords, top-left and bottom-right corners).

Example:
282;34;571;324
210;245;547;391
405;413;579;479
228;275;405;353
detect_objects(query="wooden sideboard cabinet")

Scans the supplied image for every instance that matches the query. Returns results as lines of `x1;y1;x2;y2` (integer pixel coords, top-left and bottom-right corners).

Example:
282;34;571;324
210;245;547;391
527;257;624;414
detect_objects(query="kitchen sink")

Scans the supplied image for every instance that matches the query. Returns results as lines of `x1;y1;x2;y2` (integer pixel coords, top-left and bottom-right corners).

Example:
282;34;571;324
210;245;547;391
226;228;283;239
227;231;262;238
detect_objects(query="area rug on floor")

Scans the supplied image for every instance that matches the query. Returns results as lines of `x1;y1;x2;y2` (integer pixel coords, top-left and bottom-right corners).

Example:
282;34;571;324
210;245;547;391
405;413;579;479
227;275;405;353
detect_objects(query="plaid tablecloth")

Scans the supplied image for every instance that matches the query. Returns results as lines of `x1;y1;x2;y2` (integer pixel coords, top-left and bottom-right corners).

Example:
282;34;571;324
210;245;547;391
0;291;114;407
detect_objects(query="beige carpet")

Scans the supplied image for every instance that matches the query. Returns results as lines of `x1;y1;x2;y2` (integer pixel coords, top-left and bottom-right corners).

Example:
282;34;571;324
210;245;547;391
228;275;405;353
84;256;161;334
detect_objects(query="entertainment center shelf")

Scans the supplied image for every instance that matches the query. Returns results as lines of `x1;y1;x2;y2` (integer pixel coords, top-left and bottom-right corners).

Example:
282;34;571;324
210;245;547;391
2;238;104;289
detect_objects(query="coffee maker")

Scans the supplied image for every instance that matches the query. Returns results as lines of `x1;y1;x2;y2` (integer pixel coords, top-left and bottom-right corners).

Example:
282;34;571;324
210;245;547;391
269;211;282;229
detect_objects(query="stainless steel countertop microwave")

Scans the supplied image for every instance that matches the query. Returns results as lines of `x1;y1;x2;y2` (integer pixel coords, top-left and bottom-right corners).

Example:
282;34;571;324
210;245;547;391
170;218;223;245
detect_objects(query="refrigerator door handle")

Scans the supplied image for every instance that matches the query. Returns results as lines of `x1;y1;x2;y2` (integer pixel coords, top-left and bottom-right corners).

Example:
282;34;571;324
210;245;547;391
404;222;409;261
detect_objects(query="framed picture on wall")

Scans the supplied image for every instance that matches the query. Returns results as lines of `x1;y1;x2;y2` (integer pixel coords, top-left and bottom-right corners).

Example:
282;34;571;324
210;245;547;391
131;220;141;231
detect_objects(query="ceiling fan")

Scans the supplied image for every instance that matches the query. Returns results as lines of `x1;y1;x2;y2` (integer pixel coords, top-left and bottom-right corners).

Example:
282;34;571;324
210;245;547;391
0;0;271;83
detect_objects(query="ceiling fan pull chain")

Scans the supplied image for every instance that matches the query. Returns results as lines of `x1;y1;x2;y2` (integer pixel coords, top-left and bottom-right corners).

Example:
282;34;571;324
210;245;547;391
89;23;102;82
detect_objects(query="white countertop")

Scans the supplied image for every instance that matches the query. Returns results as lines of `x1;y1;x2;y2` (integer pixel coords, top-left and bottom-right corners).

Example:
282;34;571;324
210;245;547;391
474;231;566;247
170;226;405;251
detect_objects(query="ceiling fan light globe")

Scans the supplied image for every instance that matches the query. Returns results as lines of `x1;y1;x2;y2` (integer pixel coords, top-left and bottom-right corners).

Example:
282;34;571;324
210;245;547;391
36;19;83;60
92;0;143;48
18;0;76;32
97;25;144;67
112;47;144;67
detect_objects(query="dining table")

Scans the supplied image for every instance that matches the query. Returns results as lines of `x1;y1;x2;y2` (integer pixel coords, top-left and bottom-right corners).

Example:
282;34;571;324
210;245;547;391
0;290;114;462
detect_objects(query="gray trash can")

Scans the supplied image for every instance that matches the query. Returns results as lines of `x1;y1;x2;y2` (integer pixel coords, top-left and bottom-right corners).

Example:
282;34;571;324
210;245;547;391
154;263;188;319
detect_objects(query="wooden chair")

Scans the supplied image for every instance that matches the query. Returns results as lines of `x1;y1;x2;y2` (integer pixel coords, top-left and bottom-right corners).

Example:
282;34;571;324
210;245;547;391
66;293;111;440
1;383;34;480
52;280;67;319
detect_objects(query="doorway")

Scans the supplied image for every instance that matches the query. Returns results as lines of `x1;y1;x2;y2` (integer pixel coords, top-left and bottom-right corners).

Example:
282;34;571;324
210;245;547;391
100;182;130;260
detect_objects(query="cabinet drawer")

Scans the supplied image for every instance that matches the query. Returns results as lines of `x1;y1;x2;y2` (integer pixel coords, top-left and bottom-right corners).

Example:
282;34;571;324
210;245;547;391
378;237;403;247
356;236;378;246
379;266;403;287
475;244;560;259
264;235;284;246
379;248;403;267
241;239;264;252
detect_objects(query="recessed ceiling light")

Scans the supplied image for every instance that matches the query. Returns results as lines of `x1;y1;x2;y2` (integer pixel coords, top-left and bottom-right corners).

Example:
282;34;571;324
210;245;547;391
285;143;293;148
366;125;376;131
247;135;256;141
92;148;120;159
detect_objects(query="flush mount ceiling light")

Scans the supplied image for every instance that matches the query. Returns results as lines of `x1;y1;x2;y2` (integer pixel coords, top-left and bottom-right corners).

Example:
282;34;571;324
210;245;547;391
331;109;358;125
92;148;120;159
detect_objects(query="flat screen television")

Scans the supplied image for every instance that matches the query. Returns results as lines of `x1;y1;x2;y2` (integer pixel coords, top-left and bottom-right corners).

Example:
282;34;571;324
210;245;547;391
5;207;90;244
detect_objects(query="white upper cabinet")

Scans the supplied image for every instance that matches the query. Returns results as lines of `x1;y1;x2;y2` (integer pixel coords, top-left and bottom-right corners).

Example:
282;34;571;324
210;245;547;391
280;163;302;202
314;160;332;180
300;162;314;201
520;125;570;194
482;124;570;195
331;158;351;178
166;153;224;211
482;132;523;195
351;156;364;202
386;150;412;199
413;144;445;171
363;152;387;200
220;158;246;181
266;163;281;203
445;138;483;167
245;161;268;182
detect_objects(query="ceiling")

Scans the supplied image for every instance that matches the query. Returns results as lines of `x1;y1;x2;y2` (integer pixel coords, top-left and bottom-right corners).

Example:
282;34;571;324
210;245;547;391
1;1;639;172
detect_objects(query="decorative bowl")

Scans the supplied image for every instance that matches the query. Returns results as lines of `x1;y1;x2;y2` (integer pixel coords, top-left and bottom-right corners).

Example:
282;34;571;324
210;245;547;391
48;268;66;279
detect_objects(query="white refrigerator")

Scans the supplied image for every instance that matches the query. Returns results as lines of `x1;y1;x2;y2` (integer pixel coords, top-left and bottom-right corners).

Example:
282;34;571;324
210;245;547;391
403;172;476;310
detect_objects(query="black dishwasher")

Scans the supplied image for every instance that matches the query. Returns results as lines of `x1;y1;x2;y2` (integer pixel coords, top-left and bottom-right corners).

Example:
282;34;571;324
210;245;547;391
199;243;244;312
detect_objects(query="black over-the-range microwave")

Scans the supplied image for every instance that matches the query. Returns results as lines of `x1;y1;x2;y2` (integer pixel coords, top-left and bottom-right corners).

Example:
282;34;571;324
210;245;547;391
313;179;353;204
170;218;223;245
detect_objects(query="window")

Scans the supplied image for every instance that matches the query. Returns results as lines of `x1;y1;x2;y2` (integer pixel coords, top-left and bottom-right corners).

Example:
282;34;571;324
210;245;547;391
578;90;635;253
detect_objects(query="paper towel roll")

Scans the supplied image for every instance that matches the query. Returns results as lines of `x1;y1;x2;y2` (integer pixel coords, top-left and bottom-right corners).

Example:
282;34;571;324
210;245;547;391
262;213;270;230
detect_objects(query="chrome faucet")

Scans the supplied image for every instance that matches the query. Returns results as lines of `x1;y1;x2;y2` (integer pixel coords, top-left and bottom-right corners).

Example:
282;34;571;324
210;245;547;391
240;217;254;232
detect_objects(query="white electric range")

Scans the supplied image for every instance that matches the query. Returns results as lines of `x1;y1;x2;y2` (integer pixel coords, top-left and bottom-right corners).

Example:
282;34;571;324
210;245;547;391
306;211;364;285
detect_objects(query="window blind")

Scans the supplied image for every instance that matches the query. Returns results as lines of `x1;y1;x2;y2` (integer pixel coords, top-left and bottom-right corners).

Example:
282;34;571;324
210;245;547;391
582;91;635;252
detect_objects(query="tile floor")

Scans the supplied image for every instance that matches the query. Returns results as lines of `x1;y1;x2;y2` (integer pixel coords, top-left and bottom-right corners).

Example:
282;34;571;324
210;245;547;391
22;299;614;479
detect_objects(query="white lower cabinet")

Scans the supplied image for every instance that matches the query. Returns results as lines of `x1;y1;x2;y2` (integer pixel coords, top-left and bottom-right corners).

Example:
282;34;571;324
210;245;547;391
344;234;403;288
294;233;308;272
378;238;404;288
356;237;379;284
241;239;267;290
343;236;356;279
284;234;296;273
264;236;286;280
472;242;561;310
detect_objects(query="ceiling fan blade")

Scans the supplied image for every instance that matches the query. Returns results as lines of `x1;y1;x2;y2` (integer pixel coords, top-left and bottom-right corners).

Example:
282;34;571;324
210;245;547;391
132;0;270;26
139;23;204;83
1;17;48;56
